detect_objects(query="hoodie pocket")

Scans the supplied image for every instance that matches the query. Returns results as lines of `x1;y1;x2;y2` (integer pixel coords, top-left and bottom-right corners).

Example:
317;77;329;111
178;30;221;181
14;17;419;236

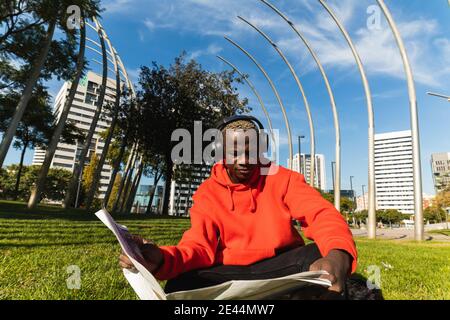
222;247;275;265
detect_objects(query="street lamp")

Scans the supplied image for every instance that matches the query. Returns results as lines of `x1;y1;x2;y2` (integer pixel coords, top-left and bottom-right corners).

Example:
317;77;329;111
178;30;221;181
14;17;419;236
350;175;355;206
427;92;450;102
298;135;305;175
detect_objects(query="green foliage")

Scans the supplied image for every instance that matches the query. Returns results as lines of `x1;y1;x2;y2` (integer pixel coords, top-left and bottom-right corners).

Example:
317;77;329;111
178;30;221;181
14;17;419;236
435;190;450;210
316;188;355;215
0;165;71;201
134;53;250;214
376;209;406;225
424;206;447;224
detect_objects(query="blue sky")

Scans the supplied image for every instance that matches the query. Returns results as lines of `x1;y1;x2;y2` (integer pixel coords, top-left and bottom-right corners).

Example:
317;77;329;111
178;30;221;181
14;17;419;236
4;0;450;196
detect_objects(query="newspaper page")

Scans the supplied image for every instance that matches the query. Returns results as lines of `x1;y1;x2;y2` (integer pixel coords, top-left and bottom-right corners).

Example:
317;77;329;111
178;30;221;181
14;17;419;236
95;209;331;300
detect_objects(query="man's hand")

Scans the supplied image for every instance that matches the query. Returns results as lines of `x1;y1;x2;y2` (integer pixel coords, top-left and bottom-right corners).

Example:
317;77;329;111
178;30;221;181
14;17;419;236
309;249;352;297
118;235;164;274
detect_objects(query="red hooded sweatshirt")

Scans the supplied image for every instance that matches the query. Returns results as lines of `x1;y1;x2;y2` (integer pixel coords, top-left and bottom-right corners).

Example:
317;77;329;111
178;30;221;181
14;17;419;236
154;162;357;280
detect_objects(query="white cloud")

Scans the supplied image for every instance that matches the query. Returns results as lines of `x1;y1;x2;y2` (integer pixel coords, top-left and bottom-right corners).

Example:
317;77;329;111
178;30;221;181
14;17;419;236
103;0;449;88
187;44;223;61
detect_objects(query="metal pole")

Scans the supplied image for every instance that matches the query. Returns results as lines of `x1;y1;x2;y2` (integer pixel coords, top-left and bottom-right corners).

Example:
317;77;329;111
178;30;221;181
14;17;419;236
260;0;340;211
377;0;423;241
318;0;376;238
238;16;316;186
331;161;335;194
362;185;367;211
350;175;354;203
224;36;293;169
298;135;305;175
216;55;277;160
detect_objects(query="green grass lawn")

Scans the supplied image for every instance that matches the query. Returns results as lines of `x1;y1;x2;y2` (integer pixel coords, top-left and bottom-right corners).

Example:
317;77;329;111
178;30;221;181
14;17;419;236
1;200;449;300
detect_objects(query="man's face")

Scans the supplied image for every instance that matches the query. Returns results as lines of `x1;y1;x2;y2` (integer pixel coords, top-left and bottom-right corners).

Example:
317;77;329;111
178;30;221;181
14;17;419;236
222;129;260;183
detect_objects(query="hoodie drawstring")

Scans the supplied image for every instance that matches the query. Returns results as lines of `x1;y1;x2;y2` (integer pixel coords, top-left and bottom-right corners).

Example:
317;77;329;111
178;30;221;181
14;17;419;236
249;189;256;212
227;185;235;211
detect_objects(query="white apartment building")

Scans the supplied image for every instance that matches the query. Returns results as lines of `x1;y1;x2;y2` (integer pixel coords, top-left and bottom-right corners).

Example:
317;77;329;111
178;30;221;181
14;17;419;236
430;152;450;193
287;153;327;191
32;71;117;199
169;164;211;216
374;130;414;214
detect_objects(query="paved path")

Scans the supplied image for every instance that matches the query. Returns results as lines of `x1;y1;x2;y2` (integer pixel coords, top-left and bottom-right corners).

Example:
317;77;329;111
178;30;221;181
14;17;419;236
351;227;450;241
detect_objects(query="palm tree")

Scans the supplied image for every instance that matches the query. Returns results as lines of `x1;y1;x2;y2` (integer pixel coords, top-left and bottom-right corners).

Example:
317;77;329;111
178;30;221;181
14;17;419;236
0;0;101;168
28;17;86;209
0;19;56;167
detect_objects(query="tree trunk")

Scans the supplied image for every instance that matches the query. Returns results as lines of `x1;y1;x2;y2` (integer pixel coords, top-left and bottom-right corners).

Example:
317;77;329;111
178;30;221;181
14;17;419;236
103;129;128;207
146;170;161;214
125;162;143;214
161;161;173;216
13;141;28;200
112;144;136;212
0;20;56;168
119;154;138;213
64;18;108;208
85;22;118;210
28;19;86;209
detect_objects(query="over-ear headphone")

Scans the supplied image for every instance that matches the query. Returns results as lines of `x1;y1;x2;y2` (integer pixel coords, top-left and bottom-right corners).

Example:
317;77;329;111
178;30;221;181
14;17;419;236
213;115;269;159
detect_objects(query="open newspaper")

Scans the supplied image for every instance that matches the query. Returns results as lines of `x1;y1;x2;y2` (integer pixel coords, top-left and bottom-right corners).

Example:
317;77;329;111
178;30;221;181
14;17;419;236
95;209;331;300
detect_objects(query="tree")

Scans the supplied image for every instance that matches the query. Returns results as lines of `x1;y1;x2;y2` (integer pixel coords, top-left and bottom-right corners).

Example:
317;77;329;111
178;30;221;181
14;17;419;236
424;206;446;224
0;86;82;200
0;164;71;202
136;54;249;215
435;190;450;211
0;0;101;172
28;16;87;209
145;155;165;214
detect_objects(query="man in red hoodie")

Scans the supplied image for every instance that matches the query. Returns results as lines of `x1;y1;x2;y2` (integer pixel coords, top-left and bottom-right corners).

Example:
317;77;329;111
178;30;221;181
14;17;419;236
119;116;357;299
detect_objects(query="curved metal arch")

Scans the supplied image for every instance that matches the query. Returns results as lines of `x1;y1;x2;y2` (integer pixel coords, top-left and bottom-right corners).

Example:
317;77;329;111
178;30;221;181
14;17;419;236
224;36;293;169
216;55;277;161
317;0;376;237
237;16;316;187
376;0;423;240
86;18;123;210
260;0;341;210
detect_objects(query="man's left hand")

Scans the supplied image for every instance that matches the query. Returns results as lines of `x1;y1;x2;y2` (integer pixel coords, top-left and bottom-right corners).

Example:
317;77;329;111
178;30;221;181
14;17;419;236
309;249;352;295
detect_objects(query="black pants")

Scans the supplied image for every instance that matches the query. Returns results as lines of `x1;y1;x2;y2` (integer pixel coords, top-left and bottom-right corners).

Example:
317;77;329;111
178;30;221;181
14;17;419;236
164;243;322;294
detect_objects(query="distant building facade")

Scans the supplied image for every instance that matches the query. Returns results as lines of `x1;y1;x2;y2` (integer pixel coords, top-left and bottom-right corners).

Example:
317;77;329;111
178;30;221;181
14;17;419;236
169;164;211;216
374;130;414;214
32;71;117;199
288;153;327;191
431;152;450;193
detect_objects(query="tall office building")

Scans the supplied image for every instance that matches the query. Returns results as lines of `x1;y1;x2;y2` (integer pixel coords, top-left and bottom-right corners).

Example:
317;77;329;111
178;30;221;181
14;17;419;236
287;153;327;191
32;71;117;199
430;152;450;193
374;130;414;214
169;164;211;216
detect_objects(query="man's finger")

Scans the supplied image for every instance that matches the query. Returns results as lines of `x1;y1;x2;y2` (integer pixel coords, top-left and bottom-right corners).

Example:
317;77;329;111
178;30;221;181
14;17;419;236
119;253;133;266
309;260;322;272
328;281;343;293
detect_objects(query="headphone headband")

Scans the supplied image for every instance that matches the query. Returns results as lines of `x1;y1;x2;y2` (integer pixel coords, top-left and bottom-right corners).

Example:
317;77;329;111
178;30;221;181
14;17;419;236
215;115;265;131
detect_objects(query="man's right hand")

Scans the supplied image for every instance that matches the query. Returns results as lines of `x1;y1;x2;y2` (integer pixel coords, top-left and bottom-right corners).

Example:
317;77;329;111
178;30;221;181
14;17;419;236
118;235;164;274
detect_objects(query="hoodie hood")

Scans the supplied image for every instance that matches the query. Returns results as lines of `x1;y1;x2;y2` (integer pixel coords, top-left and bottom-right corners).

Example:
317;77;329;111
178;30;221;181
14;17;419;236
210;161;266;213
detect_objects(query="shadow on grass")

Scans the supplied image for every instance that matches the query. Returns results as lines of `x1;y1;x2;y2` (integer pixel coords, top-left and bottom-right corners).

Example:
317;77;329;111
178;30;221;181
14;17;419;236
0;200;189;222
